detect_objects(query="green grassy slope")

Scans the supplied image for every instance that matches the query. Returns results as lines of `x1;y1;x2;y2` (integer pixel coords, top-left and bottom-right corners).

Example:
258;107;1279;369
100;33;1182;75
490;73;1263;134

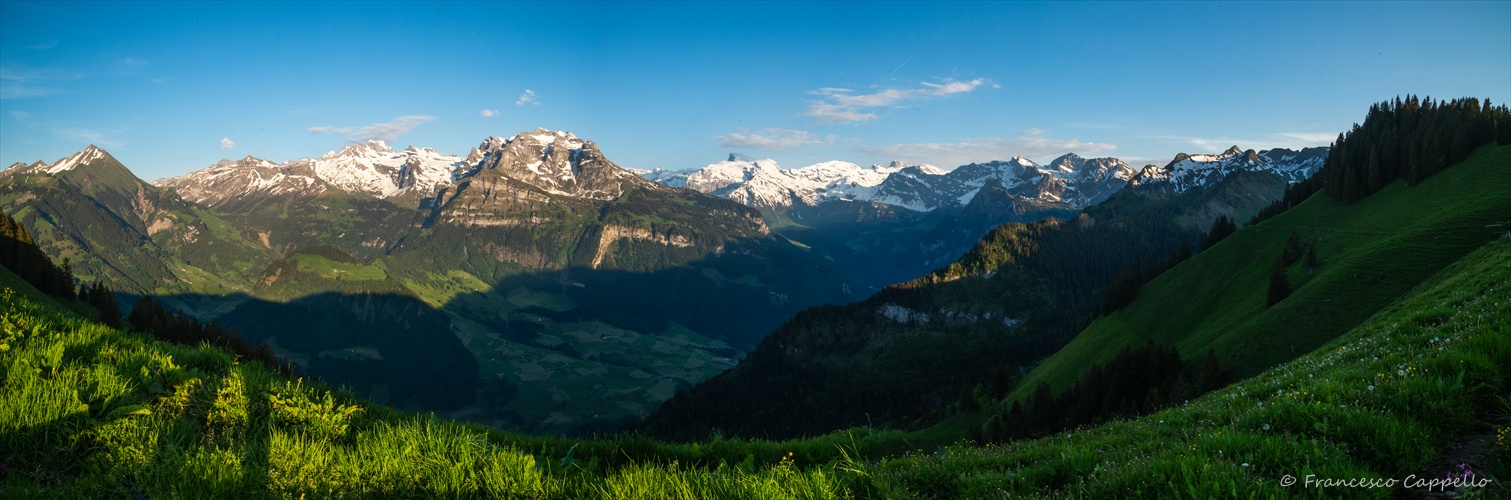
1010;143;1511;402
873;237;1511;498
5;235;1506;497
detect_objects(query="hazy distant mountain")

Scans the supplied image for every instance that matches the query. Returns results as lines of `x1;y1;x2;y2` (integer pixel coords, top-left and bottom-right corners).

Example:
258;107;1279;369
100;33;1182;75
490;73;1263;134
646;148;1326;214
1130;145;1328;192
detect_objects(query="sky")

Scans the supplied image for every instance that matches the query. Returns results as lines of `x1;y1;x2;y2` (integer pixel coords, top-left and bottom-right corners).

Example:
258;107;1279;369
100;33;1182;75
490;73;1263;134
2;1;1508;180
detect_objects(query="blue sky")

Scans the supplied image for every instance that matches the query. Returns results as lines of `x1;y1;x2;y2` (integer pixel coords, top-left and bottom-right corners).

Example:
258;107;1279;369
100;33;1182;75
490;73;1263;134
2;1;1508;180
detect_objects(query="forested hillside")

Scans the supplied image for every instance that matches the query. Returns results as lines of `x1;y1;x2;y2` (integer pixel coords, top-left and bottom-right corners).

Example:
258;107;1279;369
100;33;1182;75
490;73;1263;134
635;167;1286;440
978;98;1510;442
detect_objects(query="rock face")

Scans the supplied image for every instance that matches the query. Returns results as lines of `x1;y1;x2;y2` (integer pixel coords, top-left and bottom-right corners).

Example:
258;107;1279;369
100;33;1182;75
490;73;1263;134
156;141;465;208
1129;146;1328;192
640;153;1137;213
643;147;1327;215
463;129;645;201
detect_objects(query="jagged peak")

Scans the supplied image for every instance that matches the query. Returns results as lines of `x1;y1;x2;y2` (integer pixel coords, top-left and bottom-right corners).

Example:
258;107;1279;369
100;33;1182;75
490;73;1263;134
1049;152;1087;172
728;153;758;162
1221;145;1243;157
40;145;113;174
325;140;396;159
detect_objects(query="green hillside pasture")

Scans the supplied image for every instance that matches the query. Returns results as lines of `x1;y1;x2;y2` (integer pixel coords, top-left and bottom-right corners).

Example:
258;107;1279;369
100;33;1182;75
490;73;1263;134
873;238;1511;498
0;281;895;497
4;236;1506;498
288;253;388;282
1011;144;1511;401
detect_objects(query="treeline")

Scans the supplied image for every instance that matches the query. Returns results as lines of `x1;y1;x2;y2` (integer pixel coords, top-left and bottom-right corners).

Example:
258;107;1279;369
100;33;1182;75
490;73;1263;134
1266;232;1318;307
971;342;1228;443
2;210;290;375
1;211;77;301
637;191;1209;441
128;296;293;376
1098;215;1236;315
1253;96;1510;224
1;211;125;327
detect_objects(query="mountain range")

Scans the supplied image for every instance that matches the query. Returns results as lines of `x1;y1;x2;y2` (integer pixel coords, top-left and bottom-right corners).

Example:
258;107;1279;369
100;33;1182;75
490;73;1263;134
1;130;846;434
639;146;1325;212
631;146;1325;290
0;129;1325;436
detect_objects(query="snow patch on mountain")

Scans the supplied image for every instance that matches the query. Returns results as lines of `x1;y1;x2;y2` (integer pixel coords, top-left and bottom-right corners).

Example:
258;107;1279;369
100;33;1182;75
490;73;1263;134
156;140;468;206
2;145;112;177
646;145;1325;214
668;155;942;210
1129;146;1328;192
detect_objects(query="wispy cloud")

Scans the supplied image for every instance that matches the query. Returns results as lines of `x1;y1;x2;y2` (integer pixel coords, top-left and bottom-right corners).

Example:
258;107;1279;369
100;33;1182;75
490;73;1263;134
480;109;499;118
7;109;126;148
121;57;150;66
1275;132;1337;145
516;89;539;106
715;128;831;151
51;125;126;148
0;67;76;99
28;39;58;50
804;78;992;124
308;115;436;142
1166;132;1336;153
220;137;235;150
860;129;1117;167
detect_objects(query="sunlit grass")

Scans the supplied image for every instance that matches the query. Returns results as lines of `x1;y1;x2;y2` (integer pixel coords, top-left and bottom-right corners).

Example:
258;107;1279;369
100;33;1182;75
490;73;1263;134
2;236;1507;497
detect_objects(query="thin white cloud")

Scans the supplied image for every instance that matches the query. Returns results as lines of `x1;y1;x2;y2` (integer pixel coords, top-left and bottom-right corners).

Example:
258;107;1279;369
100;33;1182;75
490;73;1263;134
7;109;125;147
860;129;1117;167
480;109;499;117
0;67;74;99
715;128;831;151
516;89;539;106
220;137;235;150
28;39;58;50
1275;132;1337;145
308;115;436;142
121;57;149;66
58;127;126;148
1168;132;1335;153
804;78;990;124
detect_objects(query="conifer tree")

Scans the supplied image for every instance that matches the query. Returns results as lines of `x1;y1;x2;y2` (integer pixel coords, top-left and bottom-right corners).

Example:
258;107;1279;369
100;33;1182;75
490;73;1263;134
1266;261;1292;307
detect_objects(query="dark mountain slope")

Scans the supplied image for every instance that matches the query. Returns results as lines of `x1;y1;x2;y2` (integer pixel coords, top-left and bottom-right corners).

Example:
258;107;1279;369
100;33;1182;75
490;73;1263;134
634;168;1294;440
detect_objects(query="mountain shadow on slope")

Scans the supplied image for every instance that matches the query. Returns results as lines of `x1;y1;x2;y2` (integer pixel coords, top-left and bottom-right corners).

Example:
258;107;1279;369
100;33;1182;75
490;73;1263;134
217;291;480;411
631;168;1295;441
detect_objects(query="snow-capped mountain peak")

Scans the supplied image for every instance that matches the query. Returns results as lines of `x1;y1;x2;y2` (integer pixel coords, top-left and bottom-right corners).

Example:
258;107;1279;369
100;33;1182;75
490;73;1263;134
1049;153;1086;173
641;144;1315;214
2;145;115;177
464;129;642;200
158;140;465;207
1132;146;1328;191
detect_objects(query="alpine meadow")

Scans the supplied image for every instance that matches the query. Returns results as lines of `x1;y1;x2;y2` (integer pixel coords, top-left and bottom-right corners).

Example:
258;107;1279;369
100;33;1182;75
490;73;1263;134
3;1;1510;498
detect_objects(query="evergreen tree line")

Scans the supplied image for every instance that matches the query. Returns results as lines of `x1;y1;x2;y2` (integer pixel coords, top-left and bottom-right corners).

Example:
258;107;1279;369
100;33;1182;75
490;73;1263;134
1253;95;1509;225
80;281;123;328
128;296;293;376
0;211;77;300
970;342;1228;443
1098;215;1235;315
1266;232;1317;307
2;210;291;375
